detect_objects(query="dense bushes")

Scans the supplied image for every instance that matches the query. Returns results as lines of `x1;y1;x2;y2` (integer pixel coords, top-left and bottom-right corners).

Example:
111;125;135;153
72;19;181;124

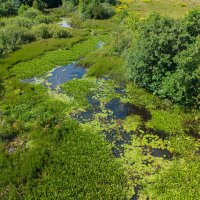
32;24;71;39
0;0;62;17
83;2;115;19
125;10;200;107
0;0;17;17
0;25;35;53
0;8;71;54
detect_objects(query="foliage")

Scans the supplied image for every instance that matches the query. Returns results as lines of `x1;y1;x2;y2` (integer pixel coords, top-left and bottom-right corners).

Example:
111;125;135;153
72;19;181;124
22;7;41;18
0;0;17;17
144;157;200;200
184;7;200;37
0;8;70;55
32;0;46;11
31;23;53;39
126;11;200;107
49;24;71;38
83;2;115;19
0;25;35;54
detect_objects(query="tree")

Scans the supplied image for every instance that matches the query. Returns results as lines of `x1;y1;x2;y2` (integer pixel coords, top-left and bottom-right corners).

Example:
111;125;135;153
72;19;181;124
33;0;46;10
185;8;200;37
126;11;199;107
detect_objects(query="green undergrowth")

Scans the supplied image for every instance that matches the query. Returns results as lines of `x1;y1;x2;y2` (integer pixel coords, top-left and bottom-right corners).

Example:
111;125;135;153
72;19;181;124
23;126;130;200
61;78;97;108
0;80;131;199
79;51;125;80
123;83;200;137
81;18;115;33
143;155;200;199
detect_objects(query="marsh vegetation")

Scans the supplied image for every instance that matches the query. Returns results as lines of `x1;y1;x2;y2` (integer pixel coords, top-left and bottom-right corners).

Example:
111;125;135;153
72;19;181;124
0;0;199;199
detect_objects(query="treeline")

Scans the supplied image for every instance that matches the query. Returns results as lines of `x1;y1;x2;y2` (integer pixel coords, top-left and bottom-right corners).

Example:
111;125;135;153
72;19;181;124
0;0;62;16
113;8;200;107
0;0;116;19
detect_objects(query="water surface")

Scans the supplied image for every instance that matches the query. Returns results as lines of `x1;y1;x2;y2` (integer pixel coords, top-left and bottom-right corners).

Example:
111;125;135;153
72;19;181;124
23;62;86;90
59;18;71;28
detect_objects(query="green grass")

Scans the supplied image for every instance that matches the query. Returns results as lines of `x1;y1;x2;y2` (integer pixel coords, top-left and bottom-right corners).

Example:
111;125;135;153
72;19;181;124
146;110;184;134
144;157;200;200
79;51;125;80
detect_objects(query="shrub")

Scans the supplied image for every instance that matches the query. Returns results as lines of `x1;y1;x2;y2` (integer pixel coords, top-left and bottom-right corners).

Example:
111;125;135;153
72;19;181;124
13;17;33;28
23;7;41;19
49;25;71;38
18;4;30;15
0;25;35;54
31;23;52;39
34;15;53;24
62;0;75;12
0;0;17;17
71;13;83;28
185;8;200;37
33;0;47;11
84;2;115;19
0;20;5;27
126;12;199;107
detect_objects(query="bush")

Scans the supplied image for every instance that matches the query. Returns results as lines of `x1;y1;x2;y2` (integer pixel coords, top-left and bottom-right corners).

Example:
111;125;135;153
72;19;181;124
185;8;200;37
126;11;199;107
23;7;41;19
62;0;75;12
18;4;30;15
49;25;71;38
33;0;47;11
31;23;52;39
0;0;17;17
84;2;115;19
0;25;35;54
0;20;5;27
71;13;83;28
13;17;33;28
159;38;200;106
34;15;53;24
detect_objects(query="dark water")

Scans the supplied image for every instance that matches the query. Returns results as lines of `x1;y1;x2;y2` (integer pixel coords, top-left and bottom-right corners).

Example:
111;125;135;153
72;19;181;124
151;148;172;160
103;129;134;158
47;63;86;89
105;99;151;121
75;96;173;161
23;62;86;90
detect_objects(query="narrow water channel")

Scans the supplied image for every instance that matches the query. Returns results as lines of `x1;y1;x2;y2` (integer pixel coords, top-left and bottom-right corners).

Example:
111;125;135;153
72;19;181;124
22;42;173;200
